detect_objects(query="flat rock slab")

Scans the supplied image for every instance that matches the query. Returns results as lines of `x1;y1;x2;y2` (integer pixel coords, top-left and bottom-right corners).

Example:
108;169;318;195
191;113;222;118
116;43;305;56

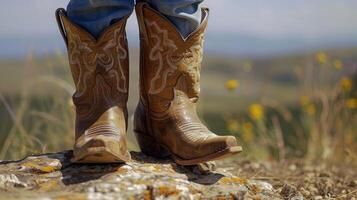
0;151;279;199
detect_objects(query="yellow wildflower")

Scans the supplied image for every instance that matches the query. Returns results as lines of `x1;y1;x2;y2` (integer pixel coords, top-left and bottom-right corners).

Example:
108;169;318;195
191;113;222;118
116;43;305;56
225;79;239;91
340;77;352;92
243;122;253;131
300;96;310;107
305;104;316;115
242;122;254;142
345;98;357;109
249;104;264;120
227;119;239;133
333;59;343;70
316;52;327;65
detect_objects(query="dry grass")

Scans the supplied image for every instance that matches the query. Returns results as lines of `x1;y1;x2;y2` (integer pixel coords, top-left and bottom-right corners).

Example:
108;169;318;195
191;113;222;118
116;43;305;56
220;51;357;165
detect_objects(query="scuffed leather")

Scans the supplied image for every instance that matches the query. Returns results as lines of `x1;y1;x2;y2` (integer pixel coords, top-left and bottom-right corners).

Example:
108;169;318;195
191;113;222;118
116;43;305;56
134;3;239;161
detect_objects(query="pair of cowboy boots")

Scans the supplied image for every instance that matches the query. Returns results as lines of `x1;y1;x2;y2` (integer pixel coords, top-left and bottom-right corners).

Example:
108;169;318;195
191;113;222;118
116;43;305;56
56;3;242;165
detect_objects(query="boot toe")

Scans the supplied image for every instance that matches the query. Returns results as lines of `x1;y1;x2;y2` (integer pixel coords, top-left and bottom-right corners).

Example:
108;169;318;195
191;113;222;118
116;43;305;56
225;136;238;148
202;135;241;156
73;135;131;163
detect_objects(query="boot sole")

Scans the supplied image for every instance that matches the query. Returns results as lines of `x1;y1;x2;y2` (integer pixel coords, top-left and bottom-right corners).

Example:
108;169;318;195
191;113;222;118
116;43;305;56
172;146;243;166
71;147;130;164
135;131;243;165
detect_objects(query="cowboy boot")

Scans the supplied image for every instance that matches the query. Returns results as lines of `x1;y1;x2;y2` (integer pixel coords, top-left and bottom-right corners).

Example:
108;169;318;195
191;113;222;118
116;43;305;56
56;9;131;163
134;3;242;165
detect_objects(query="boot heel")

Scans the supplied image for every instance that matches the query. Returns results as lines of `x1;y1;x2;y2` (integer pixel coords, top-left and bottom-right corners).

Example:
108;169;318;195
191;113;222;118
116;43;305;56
134;131;170;158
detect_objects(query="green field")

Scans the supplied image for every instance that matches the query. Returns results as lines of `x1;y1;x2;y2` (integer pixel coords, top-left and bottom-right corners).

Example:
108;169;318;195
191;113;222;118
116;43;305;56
0;48;356;165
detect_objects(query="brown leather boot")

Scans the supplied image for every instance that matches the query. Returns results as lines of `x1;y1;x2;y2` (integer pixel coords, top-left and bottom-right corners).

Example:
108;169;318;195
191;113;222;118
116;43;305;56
134;3;242;165
56;9;131;163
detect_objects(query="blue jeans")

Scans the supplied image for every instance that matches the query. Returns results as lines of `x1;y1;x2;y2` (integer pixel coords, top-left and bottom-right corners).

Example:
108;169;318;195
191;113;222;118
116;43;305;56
67;0;204;38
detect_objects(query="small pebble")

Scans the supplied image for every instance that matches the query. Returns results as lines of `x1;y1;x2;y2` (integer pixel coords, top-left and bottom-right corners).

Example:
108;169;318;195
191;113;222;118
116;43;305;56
313;196;323;200
288;164;297;171
291;195;304;200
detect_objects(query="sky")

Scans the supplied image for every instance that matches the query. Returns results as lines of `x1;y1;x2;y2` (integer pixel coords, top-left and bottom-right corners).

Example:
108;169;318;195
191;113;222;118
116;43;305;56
0;0;357;57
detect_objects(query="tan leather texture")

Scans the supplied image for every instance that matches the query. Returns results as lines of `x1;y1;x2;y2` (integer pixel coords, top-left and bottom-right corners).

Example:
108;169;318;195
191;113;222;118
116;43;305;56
134;3;242;165
58;12;131;163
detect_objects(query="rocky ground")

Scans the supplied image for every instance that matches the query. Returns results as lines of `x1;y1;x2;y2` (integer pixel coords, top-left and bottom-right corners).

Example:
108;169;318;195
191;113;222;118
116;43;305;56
221;159;356;200
0;151;355;200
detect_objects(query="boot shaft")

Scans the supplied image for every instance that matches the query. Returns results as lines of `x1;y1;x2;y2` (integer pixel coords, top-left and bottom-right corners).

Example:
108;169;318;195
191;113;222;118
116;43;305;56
56;9;130;138
135;3;209;113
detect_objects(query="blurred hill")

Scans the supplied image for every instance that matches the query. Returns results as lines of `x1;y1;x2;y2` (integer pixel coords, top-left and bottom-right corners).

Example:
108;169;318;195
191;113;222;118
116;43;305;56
2;32;357;59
